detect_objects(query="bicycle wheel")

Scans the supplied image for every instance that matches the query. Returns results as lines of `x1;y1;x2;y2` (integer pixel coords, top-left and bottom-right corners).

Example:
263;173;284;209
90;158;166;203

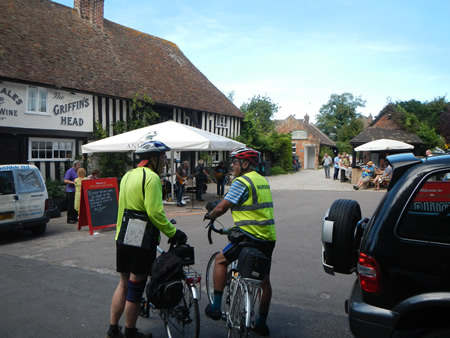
163;280;200;338
227;280;249;338
206;251;220;304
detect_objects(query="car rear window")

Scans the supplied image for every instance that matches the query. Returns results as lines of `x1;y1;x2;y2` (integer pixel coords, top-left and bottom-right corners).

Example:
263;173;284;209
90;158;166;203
397;170;450;244
16;169;45;194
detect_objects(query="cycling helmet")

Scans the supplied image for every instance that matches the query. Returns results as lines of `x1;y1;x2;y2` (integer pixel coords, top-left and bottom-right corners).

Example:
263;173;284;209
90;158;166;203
135;141;171;158
135;141;171;168
230;147;261;166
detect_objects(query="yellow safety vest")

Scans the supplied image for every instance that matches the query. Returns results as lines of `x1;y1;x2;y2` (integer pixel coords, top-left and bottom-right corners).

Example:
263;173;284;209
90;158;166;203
231;171;276;241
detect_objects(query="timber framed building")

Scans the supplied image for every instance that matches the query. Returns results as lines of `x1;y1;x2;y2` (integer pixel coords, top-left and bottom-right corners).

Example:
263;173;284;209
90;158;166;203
0;0;243;180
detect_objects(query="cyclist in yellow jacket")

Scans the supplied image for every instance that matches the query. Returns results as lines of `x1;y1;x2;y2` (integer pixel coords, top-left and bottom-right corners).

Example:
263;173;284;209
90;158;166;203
204;147;276;336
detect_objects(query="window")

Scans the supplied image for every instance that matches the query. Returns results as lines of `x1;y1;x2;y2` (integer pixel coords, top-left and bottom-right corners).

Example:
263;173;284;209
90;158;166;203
27;86;48;114
217;116;227;128
292;143;297;153
0;171;15;195
397;170;450;244
29;138;74;161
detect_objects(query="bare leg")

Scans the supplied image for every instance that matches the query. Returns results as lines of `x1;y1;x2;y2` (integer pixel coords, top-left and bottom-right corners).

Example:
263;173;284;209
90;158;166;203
125;273;147;329
110;272;129;325
213;252;229;291
260;275;272;313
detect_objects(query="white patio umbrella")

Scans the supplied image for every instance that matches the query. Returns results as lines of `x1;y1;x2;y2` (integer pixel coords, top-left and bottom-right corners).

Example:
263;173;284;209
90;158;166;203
81;120;245;202
81;120;244;153
354;139;414;152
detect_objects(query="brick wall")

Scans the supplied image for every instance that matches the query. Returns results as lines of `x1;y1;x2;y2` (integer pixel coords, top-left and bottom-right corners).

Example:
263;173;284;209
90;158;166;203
276;116;321;169
75;0;104;29
370;113;399;129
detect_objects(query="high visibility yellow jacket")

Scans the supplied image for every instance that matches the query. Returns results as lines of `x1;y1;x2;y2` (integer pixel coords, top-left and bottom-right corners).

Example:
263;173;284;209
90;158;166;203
115;167;176;240
231;171;276;241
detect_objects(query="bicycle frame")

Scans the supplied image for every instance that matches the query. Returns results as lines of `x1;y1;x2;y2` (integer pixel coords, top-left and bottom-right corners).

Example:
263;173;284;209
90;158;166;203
205;219;264;337
140;245;201;338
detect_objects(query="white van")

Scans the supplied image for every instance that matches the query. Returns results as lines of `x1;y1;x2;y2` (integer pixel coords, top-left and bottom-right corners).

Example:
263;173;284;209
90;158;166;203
0;164;50;235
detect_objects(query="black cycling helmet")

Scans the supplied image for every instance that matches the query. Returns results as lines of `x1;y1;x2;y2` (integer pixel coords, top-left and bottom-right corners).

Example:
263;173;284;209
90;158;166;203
135;141;171;168
230;147;261;166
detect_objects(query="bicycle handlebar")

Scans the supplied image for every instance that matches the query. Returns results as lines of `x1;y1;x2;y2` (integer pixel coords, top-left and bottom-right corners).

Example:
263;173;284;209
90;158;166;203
205;219;228;245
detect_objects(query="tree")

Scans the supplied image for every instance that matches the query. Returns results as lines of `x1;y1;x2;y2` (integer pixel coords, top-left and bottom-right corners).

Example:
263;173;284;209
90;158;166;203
237;95;292;173
389;102;445;149
240;95;279;134
316;93;365;150
438;106;450;145
227;91;235;102
267;132;292;172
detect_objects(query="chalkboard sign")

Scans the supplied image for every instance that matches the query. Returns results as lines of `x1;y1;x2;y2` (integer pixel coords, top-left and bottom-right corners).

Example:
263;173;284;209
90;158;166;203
78;178;119;235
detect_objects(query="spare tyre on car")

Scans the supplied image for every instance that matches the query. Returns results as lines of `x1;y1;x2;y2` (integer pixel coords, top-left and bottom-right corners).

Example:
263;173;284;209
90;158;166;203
322;199;361;274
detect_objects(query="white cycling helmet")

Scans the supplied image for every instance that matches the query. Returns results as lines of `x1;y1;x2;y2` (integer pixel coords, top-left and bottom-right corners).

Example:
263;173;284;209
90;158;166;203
135;141;171;168
135;141;171;158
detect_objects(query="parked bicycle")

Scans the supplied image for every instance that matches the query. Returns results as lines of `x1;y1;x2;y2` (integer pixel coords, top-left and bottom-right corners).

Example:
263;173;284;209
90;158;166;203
139;243;201;338
204;219;269;338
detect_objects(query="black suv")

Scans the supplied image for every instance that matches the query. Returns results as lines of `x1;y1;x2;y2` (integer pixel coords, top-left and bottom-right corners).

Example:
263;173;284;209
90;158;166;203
322;153;450;337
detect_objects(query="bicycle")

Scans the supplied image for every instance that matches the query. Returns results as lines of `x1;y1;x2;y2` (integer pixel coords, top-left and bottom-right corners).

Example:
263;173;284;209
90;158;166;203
204;219;269;338
140;244;201;338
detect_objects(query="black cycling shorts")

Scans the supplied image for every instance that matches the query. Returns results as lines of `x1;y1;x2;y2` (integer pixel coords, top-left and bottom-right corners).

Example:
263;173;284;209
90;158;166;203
223;237;276;274
116;242;157;275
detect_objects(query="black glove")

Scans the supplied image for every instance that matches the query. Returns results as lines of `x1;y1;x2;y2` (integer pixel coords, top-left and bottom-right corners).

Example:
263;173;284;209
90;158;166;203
204;212;211;220
168;229;187;245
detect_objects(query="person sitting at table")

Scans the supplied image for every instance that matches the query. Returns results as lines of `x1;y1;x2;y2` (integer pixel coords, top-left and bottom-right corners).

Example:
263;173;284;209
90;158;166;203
374;163;393;190
341;154;352;180
353;161;375;190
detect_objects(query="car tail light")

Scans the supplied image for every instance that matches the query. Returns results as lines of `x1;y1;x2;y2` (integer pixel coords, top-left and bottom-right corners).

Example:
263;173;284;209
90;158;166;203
45;199;49;211
358;253;381;294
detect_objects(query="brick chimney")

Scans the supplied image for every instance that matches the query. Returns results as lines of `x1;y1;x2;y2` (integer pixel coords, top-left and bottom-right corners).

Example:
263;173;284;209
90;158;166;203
304;113;309;124
74;0;104;29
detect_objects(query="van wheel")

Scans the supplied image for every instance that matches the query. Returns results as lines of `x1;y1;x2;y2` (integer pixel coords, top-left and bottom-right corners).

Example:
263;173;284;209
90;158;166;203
31;223;46;235
327;199;361;274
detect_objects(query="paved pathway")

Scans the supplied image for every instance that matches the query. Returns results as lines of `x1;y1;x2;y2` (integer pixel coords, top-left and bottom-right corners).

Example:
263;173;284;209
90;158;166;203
266;168;355;191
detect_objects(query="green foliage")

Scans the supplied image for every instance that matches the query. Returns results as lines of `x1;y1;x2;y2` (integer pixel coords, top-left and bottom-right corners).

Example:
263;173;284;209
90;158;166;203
267;132;293;172
387;102;446;149
90;93;159;178
319;146;333;159
335;141;353;154
128;93;159;130
316;92;365;152
45;178;65;200
240;95;279;134
270;166;287;176
236;114;267;150
438;107;450;144
238;95;292;171
397;97;448;131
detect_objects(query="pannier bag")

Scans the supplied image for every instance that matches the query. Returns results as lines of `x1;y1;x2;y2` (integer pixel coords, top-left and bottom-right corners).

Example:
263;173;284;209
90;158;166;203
238;247;270;281
169;244;195;266
147;251;184;309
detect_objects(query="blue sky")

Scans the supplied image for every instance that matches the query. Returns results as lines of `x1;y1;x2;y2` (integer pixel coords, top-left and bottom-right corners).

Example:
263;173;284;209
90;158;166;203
53;0;449;123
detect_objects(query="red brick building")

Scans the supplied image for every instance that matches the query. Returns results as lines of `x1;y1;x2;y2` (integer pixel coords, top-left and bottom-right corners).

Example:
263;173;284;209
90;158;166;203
0;0;243;179
275;115;335;169
350;106;424;166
